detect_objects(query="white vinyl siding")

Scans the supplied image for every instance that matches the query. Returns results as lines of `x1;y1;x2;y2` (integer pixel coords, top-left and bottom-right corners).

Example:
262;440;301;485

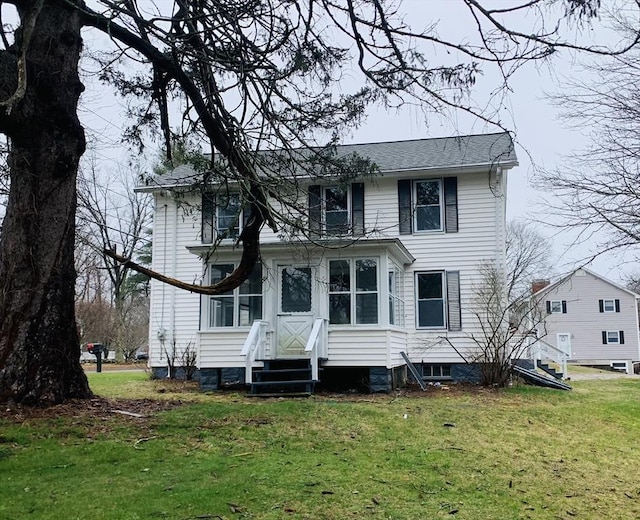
540;270;639;362
147;166;510;368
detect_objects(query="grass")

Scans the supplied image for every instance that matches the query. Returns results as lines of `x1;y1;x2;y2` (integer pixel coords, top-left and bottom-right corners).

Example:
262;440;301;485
1;373;640;519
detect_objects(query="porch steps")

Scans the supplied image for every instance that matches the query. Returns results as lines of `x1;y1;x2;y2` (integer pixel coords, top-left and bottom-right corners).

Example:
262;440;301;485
250;359;319;397
537;360;564;380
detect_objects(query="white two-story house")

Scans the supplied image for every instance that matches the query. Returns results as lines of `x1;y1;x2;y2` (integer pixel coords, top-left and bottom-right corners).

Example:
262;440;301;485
532;268;640;374
140;132;518;393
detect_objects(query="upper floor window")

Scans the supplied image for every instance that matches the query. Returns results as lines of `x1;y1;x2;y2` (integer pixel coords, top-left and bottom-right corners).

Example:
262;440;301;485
216;193;242;239
329;258;378;325
546;300;567;314
201;192;245;244
324;186;349;234
599;299;620;313
414;180;442;231
209;262;262;328
309;183;364;237
398;177;458;235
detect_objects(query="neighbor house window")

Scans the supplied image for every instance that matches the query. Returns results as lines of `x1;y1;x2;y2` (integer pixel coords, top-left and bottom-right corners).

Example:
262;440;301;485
416;272;445;328
599;299;620;313
216;193;242;239
414;179;443;231
329;258;378;325
546;300;567;314
602;330;625;345
209;263;262;327
388;263;405;326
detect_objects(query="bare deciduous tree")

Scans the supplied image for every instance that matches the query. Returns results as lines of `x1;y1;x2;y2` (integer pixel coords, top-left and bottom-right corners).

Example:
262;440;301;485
537;43;640;261
506;221;555;302
445;263;547;387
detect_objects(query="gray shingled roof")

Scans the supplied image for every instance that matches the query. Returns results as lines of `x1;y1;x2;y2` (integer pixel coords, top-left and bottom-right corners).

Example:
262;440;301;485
324;132;516;172
142;132;517;189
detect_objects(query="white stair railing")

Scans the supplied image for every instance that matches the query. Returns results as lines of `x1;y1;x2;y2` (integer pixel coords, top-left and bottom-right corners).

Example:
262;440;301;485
241;320;267;384
305;318;327;381
534;339;569;379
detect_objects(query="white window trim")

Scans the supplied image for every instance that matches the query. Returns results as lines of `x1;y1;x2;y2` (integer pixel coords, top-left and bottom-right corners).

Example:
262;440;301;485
208;263;262;328
413;179;444;233
328;257;379;326
415;271;447;330
549;300;563;314
388;263;405;327
606;330;621;344
215;193;243;240
322;185;351;235
603;299;616;313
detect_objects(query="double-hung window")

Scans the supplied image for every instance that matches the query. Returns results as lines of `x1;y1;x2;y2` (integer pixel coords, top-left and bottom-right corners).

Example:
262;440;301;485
602;330;625;345
329;258;378;325
309;183;365;237
398;177;458;235
324;186;349;234
216;193;242;239
414;179;443;231
209;263;262;327
416;272;446;328
599;299;620;313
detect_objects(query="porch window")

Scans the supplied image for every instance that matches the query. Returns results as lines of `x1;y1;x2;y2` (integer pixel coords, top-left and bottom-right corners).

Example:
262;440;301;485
388;263;405;326
209;262;262;327
416;272;445;328
329;258;378;325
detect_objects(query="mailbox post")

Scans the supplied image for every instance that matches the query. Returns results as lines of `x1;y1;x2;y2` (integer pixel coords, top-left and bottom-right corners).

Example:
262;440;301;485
87;343;105;373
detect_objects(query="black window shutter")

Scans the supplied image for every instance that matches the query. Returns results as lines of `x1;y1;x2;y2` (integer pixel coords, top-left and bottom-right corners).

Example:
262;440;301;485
602;331;607;345
202;193;214;244
546;301;551;314
599;299;604;313
308;185;322;236
620;330;625;344
562;300;567;314
443;177;459;233
446;271;462;331
615;299;621;312
398;179;412;235
351;182;365;236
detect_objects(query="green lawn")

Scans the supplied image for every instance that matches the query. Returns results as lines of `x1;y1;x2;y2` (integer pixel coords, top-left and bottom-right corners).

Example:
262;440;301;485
1;372;640;519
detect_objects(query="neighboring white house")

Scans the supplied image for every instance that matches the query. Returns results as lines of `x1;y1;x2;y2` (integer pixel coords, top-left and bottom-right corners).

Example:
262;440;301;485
139;132;518;392
532;268;640;374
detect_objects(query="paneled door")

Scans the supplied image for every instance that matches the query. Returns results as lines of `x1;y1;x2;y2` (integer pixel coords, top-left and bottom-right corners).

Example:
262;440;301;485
557;333;571;357
276;265;314;358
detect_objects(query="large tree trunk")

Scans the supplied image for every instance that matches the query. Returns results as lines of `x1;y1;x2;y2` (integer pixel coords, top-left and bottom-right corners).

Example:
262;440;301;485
0;0;91;405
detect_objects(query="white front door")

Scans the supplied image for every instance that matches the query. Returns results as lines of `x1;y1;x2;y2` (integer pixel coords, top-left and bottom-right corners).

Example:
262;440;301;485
557;333;571;357
276;265;315;358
